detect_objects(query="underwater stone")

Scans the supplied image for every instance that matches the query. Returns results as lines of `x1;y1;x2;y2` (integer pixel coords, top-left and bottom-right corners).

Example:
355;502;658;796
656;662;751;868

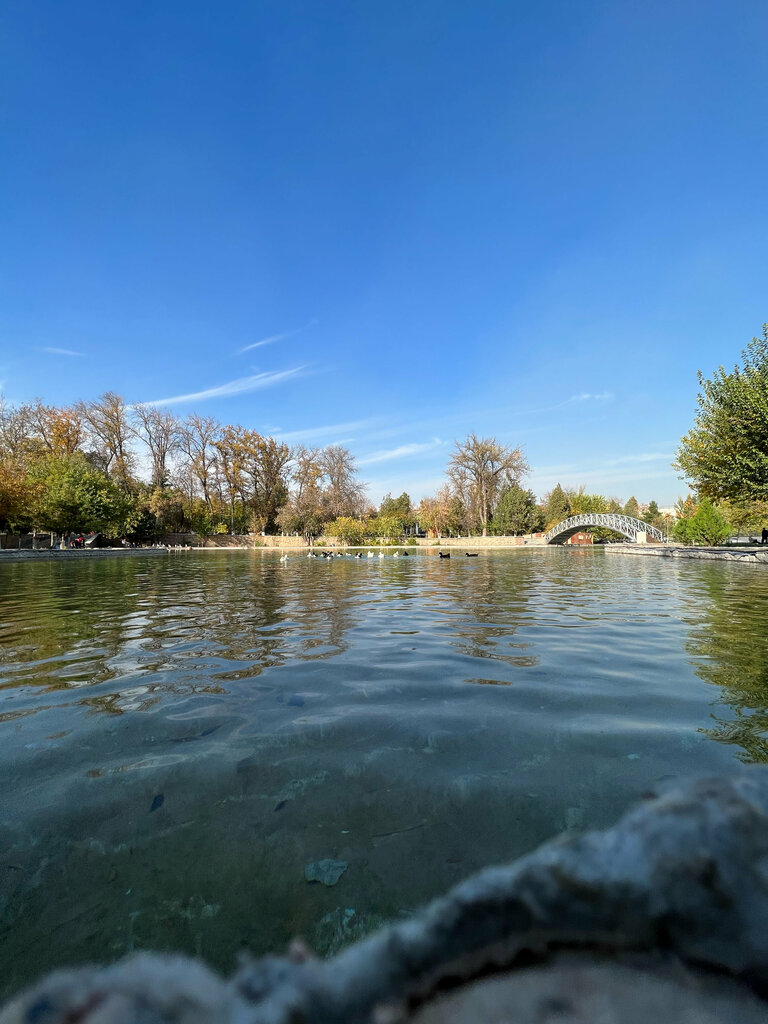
304;859;348;886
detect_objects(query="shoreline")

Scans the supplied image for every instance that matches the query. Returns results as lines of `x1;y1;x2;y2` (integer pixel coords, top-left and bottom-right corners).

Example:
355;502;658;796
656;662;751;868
0;548;171;561
4;543;768;564
605;543;768;564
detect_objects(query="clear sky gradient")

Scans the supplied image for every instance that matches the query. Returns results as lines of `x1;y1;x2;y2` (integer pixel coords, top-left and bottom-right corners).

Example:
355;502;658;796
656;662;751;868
2;1;767;506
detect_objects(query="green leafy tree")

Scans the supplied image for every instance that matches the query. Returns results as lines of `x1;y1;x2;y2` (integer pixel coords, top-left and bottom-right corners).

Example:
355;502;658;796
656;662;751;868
623;496;640;518
544;484;570;526
676;324;768;502
369;512;405;543
567;488;607;514
491;485;544;535
673;498;730;545
0;458;37;531
646;500;661;526
379;492;416;534
324;516;368;545
30;454;135;538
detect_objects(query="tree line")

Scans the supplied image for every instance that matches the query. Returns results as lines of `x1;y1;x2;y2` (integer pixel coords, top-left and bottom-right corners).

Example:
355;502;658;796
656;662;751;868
0;393;669;544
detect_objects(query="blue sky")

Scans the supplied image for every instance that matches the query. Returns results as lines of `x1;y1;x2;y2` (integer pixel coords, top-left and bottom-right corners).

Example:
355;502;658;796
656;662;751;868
2;0;767;506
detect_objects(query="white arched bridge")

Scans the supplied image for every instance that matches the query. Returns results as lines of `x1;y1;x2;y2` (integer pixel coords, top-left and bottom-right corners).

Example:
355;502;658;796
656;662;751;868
545;513;665;545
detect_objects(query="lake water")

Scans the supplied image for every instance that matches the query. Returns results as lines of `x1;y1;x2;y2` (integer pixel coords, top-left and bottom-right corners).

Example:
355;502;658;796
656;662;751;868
1;547;766;996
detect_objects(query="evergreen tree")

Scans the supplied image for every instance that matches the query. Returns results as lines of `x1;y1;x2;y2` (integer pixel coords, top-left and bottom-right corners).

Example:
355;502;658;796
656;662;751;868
491;485;544;535
673;499;730;546
544;483;570;526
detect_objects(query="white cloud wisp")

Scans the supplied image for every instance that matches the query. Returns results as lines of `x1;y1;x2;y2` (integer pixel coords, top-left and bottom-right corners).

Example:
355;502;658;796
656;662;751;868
358;440;445;466
143;367;306;407
41;347;85;357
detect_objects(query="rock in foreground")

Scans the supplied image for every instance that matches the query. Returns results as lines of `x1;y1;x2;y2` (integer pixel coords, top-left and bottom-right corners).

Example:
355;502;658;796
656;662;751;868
3;772;768;1023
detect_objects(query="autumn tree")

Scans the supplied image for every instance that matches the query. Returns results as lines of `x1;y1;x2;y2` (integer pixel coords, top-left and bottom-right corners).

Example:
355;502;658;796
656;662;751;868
76;392;135;488
417;484;466;538
0;458;36;530
213;425;246;532
277;446;326;543
448;434;528;535
24;401;85;458
324;516;368;546
179;414;221;508
238;431;292;533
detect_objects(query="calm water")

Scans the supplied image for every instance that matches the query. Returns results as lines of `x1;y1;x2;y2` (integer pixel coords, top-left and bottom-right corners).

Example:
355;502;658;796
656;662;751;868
2;547;767;995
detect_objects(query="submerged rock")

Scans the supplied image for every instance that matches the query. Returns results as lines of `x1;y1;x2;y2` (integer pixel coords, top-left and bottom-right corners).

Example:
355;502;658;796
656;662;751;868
4;772;768;1023
304;859;348;886
312;907;384;958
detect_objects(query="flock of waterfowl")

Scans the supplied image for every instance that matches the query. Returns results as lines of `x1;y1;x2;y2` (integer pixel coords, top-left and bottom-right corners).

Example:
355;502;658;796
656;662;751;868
277;550;480;562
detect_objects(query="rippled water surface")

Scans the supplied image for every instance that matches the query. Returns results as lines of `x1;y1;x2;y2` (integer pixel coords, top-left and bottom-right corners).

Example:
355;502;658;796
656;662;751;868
2;547;768;994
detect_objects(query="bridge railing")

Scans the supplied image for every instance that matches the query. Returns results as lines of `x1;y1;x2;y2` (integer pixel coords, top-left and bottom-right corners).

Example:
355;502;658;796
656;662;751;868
544;513;665;544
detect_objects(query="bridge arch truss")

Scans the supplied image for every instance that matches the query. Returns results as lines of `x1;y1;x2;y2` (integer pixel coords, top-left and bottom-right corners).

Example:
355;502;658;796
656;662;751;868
544;513;665;545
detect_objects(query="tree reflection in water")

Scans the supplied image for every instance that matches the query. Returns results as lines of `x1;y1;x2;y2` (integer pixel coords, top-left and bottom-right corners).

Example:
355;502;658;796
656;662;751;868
684;565;768;763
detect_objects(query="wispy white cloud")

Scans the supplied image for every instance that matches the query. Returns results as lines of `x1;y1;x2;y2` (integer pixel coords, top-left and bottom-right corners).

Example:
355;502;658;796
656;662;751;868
569;391;614;403
235;319;318;355
274;417;381;443
41;346;85;357
358;439;446;466
534;452;673;476
236;333;285;355
142;367;306;407
603;451;673;467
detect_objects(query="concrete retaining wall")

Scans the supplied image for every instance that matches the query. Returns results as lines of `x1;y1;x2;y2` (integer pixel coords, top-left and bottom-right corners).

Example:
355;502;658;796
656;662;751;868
606;543;768;564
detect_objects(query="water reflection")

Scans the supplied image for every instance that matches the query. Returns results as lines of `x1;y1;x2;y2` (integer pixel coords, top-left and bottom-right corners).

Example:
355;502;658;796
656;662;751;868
683;564;768;762
0;549;763;998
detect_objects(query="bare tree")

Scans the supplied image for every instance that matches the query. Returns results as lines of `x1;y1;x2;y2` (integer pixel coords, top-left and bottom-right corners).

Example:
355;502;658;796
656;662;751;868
178;414;221;508
76;392;135;487
0;398;34;459
448;433;528;536
319;445;366;519
132;405;181;487
278;446;325;542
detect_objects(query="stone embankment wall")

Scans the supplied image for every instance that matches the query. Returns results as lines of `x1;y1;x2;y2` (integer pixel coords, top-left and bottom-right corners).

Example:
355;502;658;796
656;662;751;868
159;532;547;549
606;543;768;564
